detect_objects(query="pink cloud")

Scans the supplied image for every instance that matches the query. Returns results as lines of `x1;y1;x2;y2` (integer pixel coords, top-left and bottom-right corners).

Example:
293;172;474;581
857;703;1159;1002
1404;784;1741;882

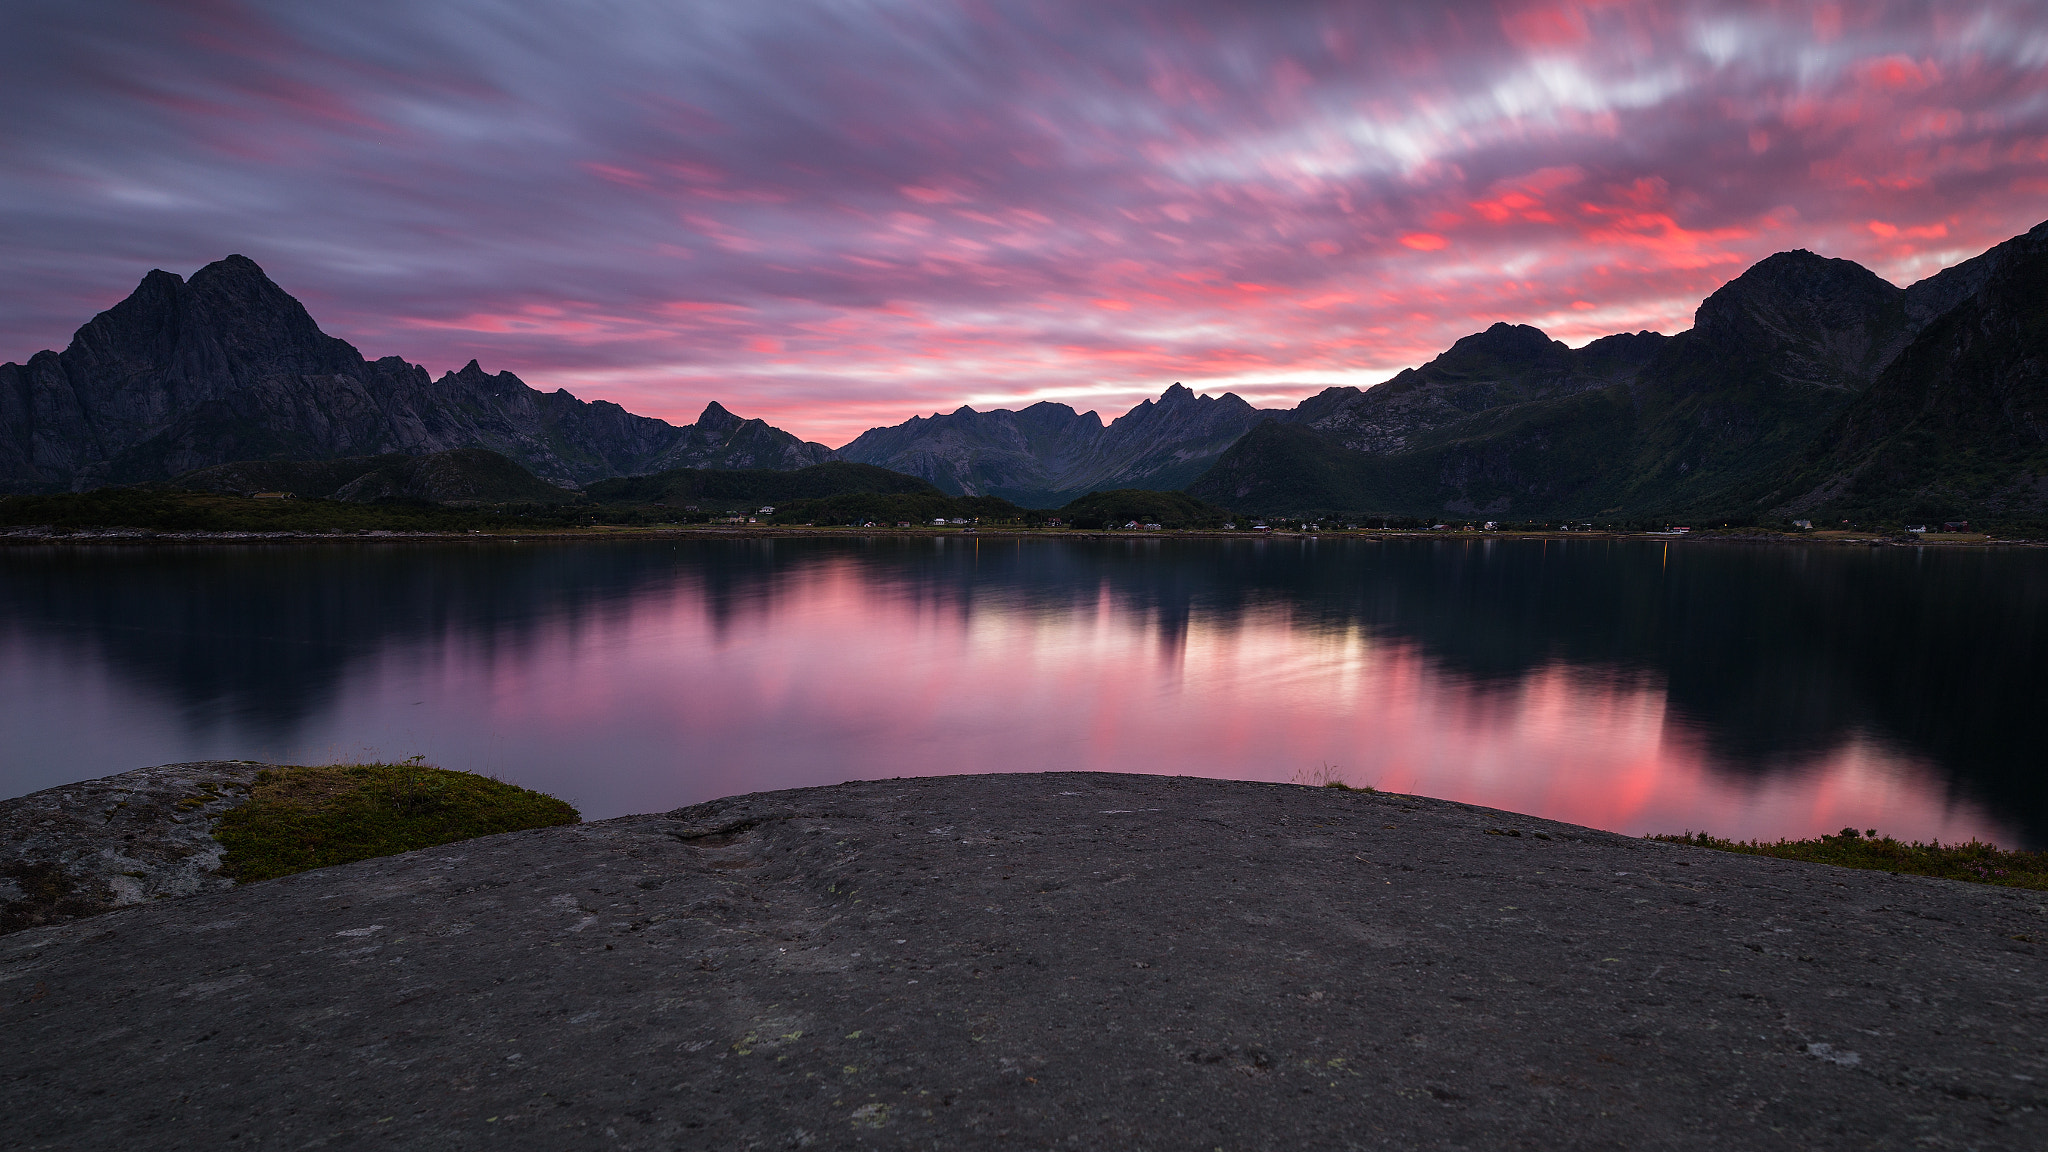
1;0;2044;446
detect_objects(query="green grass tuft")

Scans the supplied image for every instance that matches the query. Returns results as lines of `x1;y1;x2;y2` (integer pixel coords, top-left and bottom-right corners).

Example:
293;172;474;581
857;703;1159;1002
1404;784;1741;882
1653;827;2048;890
214;762;579;883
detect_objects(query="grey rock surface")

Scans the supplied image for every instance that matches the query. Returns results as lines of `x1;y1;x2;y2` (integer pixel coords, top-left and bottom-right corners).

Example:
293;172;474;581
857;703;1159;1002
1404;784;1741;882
0;761;263;934
3;771;2043;1150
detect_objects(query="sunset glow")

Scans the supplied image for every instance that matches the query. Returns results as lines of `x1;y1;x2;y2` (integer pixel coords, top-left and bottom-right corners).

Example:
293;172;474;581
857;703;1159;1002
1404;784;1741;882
5;1;2046;443
1;540;2009;847
341;550;2002;842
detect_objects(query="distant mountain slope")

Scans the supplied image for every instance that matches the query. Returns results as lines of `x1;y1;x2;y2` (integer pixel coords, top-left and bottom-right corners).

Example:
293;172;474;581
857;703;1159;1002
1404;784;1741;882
1056;488;1232;529
1191;221;2048;518
169;448;582;504
1278;324;1666;455
1744;221;2048;521
584;460;938;506
838;384;1276;507
0;256;830;493
834;402;1104;505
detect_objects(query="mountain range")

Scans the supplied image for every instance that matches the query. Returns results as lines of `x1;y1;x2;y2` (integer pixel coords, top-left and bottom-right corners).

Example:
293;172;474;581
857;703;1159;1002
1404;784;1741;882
0;255;830;494
1191;220;2048;521
835;385;1275;507
5;222;2044;521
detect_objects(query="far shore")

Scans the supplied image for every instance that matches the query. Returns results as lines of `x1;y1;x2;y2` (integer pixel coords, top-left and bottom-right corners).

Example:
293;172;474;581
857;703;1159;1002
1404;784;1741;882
0;523;2029;547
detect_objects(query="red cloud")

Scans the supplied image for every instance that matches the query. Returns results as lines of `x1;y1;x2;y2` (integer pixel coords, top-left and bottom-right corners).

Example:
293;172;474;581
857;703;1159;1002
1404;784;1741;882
2;1;2045;447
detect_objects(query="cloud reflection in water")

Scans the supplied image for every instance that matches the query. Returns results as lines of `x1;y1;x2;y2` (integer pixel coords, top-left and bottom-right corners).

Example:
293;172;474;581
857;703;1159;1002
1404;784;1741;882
0;537;2036;847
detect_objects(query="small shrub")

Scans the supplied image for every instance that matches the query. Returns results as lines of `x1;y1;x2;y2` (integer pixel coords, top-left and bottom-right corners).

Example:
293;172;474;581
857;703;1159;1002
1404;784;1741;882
214;763;579;882
1653;827;2048;890
1293;762;1375;792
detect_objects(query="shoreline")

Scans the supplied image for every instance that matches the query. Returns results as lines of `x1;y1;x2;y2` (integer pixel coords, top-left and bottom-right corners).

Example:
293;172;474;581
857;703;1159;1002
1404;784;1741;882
1;523;2030;548
5;770;2043;1149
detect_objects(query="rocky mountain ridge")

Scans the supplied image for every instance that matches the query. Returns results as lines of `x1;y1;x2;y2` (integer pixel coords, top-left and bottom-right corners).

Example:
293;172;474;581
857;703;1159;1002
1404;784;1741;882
0;256;830;493
1746;221;2048;521
836;383;1276;507
1191;219;2048;519
9;222;2044;521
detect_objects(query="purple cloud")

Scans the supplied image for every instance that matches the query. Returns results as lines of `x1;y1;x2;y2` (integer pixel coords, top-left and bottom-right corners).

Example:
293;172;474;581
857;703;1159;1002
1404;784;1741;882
3;0;2044;444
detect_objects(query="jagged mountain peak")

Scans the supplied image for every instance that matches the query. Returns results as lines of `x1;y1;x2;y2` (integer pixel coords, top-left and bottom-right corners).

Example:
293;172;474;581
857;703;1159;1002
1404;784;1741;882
1692;248;1901;337
1117;382;1250;418
1450;322;1564;357
1;258;833;492
695;401;740;430
1193;222;2048;518
438;359;533;399
188;253;269;284
56;249;360;389
182;254;328;328
838;381;1274;504
1669;246;1916;395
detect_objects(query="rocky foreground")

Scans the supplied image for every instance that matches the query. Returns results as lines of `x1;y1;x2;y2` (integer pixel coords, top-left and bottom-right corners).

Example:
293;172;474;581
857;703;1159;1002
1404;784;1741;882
2;771;2044;1150
0;761;262;933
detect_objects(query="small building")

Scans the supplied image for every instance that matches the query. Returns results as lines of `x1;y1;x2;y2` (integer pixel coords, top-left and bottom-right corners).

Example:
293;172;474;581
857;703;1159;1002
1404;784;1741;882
759;506;775;515
897;521;912;528
1792;519;1811;529
1483;521;1498;531
1143;522;1163;530
1943;521;1970;532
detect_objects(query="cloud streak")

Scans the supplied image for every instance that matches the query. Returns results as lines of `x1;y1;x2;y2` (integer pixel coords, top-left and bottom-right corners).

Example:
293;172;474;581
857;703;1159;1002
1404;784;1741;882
3;0;2045;444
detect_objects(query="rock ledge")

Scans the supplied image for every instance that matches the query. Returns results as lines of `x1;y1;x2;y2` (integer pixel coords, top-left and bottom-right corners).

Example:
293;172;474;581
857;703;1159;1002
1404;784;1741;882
3;771;2044;1150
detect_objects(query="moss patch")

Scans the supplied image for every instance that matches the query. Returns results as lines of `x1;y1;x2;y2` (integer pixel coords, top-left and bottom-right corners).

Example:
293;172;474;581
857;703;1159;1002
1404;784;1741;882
1654;828;2048;891
1;860;101;934
214;763;579;882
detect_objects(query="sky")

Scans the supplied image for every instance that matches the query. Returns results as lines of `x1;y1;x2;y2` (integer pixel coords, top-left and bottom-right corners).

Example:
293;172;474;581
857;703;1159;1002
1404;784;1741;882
3;1;2046;447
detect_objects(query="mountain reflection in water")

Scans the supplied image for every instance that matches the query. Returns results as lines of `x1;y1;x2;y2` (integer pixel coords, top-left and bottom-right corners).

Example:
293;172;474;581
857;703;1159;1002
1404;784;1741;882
2;536;2041;847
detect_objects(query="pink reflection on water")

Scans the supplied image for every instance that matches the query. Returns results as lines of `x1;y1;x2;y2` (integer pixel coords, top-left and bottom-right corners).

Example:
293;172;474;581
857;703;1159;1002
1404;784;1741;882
342;553;2012;847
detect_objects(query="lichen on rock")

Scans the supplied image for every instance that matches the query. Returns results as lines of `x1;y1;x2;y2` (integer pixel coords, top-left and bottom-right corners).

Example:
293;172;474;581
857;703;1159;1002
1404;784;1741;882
0;761;264;934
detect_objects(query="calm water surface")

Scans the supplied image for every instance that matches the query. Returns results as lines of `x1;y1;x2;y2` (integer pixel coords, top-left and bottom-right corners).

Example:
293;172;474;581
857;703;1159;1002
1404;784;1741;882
2;536;2043;846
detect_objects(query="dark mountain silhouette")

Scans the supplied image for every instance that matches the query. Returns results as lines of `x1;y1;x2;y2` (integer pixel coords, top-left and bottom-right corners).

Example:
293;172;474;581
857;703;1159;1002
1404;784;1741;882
168;447;583;504
836;383;1277;507
10;222;2044;520
0;256;830;493
1191;220;2048;519
1746;220;2048;522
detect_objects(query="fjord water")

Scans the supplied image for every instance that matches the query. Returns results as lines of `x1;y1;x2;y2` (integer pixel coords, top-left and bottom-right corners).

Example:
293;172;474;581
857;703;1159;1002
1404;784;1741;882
2;536;2042;847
